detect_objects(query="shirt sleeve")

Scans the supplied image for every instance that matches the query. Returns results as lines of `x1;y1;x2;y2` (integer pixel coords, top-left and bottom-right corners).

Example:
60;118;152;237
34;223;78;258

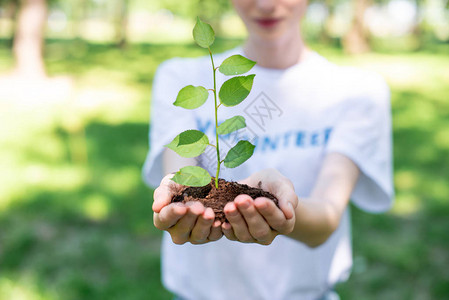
325;73;394;213
142;59;197;188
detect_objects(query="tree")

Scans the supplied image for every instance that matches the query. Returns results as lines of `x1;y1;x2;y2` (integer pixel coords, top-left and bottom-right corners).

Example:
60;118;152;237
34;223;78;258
13;0;48;78
319;0;337;44
342;0;371;54
114;0;129;48
158;0;231;35
72;0;89;40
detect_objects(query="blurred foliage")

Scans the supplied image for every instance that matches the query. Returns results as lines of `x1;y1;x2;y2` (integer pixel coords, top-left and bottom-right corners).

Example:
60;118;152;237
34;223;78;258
158;0;231;21
1;0;449;46
0;37;448;299
0;0;447;298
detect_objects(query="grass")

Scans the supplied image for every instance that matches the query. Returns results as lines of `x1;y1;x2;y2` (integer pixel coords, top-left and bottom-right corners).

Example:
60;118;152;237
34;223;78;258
0;38;448;299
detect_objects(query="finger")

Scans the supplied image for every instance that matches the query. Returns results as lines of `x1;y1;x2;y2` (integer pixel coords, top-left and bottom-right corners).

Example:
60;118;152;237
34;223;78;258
237;168;277;189
224;202;255;243
238;171;298;220
152;187;172;213
279;198;297;220
237;177;253;186
275;183;299;220
208;220;223;242
221;221;237;241
237;176;260;188
235;195;272;242
254;197;294;233
154;203;188;230
152;174;178;213
168;202;204;244
190;207;214;244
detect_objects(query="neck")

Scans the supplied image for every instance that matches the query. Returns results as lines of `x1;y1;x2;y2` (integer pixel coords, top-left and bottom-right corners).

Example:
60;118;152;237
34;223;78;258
243;29;307;69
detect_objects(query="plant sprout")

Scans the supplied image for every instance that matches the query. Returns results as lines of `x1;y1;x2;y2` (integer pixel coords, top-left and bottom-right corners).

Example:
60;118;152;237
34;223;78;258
164;17;256;188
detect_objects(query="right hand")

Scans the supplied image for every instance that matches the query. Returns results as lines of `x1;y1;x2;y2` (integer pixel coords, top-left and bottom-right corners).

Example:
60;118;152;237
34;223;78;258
152;174;223;245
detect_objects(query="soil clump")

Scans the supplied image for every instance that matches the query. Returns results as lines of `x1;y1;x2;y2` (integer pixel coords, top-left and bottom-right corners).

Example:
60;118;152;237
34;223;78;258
171;177;279;223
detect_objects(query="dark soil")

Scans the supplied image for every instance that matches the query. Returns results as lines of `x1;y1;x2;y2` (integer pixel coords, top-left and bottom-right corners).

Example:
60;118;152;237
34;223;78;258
171;177;279;223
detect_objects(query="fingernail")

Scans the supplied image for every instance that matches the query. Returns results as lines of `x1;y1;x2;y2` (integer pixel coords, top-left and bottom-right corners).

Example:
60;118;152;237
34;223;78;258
203;208;214;220
255;198;268;209
239;199;250;209
226;209;238;216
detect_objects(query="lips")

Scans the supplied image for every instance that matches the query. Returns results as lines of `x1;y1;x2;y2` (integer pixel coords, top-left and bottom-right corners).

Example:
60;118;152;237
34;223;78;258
255;18;281;28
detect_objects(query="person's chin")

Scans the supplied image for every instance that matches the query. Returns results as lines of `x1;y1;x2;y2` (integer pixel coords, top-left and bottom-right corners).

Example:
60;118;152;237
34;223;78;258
247;22;283;39
253;28;286;41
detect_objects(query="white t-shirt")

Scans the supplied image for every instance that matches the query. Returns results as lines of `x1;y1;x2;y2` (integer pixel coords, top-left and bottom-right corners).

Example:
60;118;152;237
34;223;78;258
143;47;394;300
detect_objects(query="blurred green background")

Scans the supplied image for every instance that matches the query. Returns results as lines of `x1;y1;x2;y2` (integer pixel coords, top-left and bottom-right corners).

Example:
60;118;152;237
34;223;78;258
0;0;448;299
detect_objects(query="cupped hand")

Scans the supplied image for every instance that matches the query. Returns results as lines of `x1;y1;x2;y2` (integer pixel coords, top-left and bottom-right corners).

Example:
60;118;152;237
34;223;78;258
222;169;298;245
152;174;223;245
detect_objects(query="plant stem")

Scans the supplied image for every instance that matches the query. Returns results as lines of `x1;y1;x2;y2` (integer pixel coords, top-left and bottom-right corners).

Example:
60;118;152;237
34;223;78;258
208;47;220;188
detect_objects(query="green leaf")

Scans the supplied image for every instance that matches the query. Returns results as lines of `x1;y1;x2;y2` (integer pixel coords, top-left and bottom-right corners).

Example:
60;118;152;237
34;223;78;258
172;166;211;187
173;85;209;109
223;140;255;168
219;55;256;76
217;116;246;135
193;17;215;48
164;130;209;158
219;74;255;107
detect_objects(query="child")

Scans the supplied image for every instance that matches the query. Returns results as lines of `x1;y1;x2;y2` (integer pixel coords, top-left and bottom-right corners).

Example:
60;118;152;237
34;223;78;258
143;0;393;299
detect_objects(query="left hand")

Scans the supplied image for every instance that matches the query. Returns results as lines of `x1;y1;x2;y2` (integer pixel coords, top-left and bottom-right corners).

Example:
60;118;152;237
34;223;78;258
222;168;298;245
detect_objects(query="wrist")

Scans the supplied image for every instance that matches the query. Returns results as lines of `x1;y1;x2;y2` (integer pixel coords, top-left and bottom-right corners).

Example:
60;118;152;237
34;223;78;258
287;198;339;247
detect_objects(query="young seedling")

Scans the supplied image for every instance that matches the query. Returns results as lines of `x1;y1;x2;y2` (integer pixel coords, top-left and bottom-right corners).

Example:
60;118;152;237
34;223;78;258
164;17;257;189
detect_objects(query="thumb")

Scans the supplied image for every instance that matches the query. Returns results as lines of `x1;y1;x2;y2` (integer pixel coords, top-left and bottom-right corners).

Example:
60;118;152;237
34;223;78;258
152;187;172;213
238;175;261;188
284;202;295;220
152;174;179;213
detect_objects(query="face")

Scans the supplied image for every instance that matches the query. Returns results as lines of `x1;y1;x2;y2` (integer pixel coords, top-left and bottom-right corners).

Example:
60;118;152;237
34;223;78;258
231;0;307;41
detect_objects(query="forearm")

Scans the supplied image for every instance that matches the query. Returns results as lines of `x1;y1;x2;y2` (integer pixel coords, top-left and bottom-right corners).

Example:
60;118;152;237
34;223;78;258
287;198;341;247
286;153;359;247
